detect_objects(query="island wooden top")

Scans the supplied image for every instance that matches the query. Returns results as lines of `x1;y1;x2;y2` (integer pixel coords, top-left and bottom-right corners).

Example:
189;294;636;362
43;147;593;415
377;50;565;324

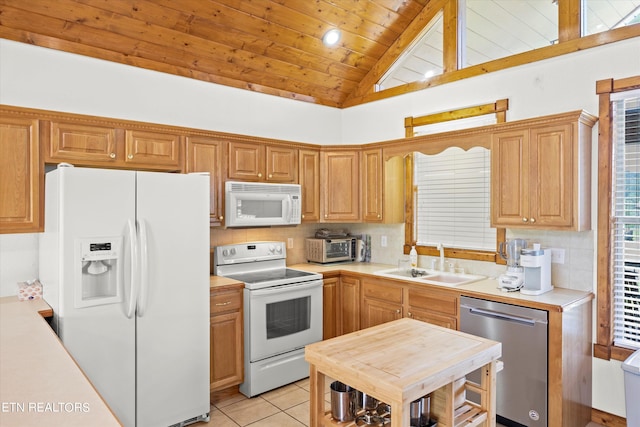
305;317;502;405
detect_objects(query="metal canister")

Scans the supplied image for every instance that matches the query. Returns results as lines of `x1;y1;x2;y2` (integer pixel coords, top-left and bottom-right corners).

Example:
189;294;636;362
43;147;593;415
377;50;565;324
330;381;356;422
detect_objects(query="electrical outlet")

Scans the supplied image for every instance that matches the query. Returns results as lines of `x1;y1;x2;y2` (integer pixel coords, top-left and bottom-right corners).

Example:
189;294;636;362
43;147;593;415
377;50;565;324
381;235;388;247
287;238;294;249
549;248;565;264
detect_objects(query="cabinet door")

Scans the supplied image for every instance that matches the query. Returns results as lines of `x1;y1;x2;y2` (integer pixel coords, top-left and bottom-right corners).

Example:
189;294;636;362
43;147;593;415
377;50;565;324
362;148;384;222
0;117;41;233
210;311;243;391
408;308;457;329
362;298;402;328
339;275;361;335
323;277;339;340
266;145;297;182
124;130;181;170
361;280;403;328
299;149;320;222
491;129;530;227
406;287;457;329
529;124;573;227
210;288;243;391
186;136;225;226
228;141;265;180
46;121;118;164
321;151;361;222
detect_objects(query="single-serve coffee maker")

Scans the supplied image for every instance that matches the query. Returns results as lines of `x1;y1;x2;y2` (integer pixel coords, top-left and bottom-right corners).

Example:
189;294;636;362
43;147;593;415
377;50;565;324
498;238;528;291
520;243;553;295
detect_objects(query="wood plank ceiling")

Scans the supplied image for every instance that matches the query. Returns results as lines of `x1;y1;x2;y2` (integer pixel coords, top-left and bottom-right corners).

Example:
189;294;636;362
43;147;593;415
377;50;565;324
0;0;434;108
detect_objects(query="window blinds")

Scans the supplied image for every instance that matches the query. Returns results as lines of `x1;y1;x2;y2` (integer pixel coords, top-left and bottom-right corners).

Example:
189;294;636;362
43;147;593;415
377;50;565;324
612;94;640;349
414;147;496;251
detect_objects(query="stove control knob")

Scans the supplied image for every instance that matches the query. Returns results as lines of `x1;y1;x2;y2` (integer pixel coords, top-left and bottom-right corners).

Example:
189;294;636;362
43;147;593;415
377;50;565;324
222;249;229;257
230;248;237;256
268;244;276;253
276;245;283;254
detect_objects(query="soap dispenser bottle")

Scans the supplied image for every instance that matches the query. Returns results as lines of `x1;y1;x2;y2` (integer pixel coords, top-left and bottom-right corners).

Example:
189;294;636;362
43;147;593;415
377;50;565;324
409;245;418;268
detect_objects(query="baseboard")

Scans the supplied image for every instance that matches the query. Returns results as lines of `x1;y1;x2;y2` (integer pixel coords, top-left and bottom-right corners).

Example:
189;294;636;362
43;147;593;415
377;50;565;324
592;408;627;427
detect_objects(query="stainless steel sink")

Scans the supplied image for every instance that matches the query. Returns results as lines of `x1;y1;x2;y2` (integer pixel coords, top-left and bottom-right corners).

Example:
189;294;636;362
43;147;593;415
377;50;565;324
374;268;486;287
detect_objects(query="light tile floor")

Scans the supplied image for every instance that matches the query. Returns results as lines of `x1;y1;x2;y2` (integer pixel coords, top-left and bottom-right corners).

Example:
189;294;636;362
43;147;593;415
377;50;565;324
196;379;606;427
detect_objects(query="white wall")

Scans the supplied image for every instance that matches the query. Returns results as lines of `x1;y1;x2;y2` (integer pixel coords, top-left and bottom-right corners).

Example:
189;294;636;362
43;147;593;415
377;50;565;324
2;36;639;418
0;39;341;144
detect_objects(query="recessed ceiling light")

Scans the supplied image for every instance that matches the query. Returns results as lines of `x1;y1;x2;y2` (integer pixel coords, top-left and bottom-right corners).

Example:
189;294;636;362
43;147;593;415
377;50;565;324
322;29;341;47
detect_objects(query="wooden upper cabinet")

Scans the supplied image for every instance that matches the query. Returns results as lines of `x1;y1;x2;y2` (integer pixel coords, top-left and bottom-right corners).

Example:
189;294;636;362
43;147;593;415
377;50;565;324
46;121;117;164
266;145;297;182
44;119;182;171
299;148;320;222
227;141;297;182
321;150;361;222
491;113;594;231
0;116;42;233
228;141;265;181
362;148;384;222
185;136;225;227
124;129;181;171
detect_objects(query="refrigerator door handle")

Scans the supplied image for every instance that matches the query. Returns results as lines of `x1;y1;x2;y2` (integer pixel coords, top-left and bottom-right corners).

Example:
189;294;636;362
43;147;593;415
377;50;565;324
137;218;150;317
126;219;139;318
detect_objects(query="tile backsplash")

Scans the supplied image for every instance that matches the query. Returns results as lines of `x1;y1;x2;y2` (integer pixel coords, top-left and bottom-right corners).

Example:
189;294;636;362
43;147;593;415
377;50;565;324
0;225;594;297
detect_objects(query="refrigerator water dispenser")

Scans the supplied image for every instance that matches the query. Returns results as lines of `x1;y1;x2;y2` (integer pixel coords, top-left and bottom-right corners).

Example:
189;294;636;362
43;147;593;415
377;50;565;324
75;237;123;308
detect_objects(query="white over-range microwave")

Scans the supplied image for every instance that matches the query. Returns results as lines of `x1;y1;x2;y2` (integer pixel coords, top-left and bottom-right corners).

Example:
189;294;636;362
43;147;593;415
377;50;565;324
225;181;302;227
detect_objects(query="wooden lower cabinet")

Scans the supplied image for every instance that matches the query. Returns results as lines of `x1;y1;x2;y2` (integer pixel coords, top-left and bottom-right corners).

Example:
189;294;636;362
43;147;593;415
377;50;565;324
338;275;361;335
360;277;458;330
322;276;339;340
210;286;243;392
406;286;458;330
361;279;403;328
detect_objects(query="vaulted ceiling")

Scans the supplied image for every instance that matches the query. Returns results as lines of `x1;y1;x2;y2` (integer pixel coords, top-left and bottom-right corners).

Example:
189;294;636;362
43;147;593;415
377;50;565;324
0;0;437;108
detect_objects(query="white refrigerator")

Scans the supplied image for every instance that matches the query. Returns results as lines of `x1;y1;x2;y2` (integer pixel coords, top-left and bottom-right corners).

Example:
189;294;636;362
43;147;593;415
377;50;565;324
40;165;210;427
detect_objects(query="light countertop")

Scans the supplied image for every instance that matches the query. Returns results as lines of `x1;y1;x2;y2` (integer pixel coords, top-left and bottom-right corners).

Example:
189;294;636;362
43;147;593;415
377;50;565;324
0;296;122;427
288;262;593;311
211;261;592;311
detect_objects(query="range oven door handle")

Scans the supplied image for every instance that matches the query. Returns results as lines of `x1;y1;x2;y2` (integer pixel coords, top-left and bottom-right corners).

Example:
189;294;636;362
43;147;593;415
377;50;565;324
250;280;322;296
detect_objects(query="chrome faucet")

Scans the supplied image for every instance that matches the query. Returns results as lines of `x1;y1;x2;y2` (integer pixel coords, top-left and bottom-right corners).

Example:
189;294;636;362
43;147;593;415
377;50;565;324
436;243;445;271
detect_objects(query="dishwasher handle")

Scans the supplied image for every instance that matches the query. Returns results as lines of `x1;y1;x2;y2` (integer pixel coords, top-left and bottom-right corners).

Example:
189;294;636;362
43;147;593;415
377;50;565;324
465;306;538;326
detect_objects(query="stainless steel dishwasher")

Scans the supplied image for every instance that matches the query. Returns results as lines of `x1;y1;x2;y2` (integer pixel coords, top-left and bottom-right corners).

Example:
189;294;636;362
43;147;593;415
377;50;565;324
460;296;548;427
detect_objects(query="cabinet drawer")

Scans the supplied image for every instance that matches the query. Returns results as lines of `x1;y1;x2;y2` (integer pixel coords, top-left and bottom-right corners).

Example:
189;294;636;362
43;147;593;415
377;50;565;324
210;290;242;314
362;281;402;304
407;288;457;316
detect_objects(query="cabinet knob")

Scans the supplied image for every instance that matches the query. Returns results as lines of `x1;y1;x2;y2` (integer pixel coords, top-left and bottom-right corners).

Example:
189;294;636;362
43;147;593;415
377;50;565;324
407;312;412;318
258;173;262;178
396;309;401;314
127;154;134;160
377;214;381;219
268;174;273;179
522;217;528;222
301;214;305;219
530;218;536;223
219;216;224;221
324;214;328;218
109;152;116;159
215;301;231;306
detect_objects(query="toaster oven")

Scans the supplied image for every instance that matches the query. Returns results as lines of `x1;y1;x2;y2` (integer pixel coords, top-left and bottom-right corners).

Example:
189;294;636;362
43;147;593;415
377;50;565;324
305;238;356;264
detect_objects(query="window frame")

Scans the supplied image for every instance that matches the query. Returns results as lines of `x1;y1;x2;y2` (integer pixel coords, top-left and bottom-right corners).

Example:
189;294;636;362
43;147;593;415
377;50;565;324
595;75;640;361
403;100;508;263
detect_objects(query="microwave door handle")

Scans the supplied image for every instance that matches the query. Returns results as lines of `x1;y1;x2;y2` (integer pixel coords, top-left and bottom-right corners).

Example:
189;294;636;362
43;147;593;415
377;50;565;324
285;196;292;222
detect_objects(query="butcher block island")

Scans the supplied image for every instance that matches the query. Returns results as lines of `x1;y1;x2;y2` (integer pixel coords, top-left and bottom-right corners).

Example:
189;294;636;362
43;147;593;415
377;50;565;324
305;318;502;427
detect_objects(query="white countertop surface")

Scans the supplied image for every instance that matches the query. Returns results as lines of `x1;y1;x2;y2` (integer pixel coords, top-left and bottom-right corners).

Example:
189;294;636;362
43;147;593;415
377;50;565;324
287;262;593;311
0;297;122;427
